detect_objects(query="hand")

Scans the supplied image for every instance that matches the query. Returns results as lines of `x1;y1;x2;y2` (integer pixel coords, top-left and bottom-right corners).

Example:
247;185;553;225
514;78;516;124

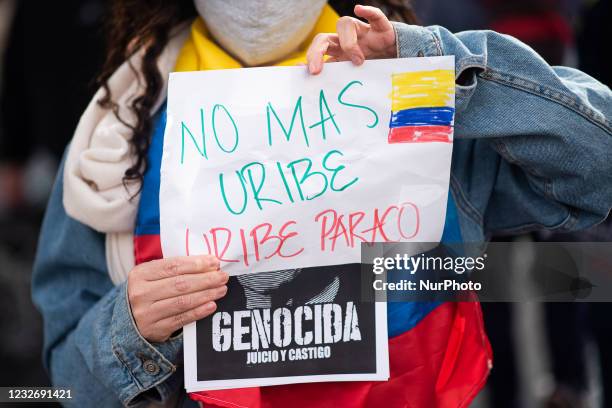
127;255;228;343
307;4;396;75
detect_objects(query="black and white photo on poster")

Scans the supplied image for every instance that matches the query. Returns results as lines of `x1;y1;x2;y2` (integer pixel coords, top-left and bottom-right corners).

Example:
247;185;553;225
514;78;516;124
183;264;389;391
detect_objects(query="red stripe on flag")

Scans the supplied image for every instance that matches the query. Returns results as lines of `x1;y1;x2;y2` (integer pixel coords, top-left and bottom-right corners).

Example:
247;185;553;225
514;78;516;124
134;234;163;265
190;301;491;408
388;126;452;144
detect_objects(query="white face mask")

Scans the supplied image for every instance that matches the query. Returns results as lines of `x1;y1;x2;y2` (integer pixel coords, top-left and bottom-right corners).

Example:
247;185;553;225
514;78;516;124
194;0;327;66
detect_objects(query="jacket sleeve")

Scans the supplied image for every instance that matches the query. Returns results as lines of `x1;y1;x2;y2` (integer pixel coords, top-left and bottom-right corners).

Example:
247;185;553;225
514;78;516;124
392;22;612;235
32;158;184;407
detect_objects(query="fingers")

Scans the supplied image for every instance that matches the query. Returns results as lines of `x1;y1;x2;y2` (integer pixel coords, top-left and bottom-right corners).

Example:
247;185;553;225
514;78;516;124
127;255;229;343
336;16;366;66
306;5;394;75
146;269;229;301
140;255;220;281
307;33;338;74
354;4;393;33
307;16;368;75
150;285;228;320
156;301;218;334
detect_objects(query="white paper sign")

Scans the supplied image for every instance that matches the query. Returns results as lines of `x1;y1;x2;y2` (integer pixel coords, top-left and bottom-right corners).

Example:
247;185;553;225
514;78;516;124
160;57;455;276
161;57;454;392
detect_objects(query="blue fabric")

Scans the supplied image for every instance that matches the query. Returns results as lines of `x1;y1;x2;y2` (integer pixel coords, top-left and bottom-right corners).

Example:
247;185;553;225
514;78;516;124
394;23;612;242
32;24;612;406
386;192;462;337
135;105;167;236
32;158;185;408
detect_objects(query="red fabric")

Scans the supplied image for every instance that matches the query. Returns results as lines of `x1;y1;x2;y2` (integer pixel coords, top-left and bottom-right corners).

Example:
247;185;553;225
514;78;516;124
190;301;491;408
132;236;491;407
134;234;163;264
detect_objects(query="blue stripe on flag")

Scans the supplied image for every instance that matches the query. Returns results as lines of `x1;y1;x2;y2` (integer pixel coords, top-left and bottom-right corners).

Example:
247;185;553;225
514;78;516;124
135;103;166;236
389;107;455;127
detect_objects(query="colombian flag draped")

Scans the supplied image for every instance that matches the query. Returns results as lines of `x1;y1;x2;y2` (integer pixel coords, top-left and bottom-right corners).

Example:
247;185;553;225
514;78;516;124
133;10;492;407
135;146;492;407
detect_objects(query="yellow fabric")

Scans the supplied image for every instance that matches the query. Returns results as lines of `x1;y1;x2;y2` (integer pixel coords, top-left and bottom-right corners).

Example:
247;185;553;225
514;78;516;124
174;4;339;72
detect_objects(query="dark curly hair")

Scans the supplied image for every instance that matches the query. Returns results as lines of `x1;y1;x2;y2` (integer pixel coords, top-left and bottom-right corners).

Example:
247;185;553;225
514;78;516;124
96;0;418;191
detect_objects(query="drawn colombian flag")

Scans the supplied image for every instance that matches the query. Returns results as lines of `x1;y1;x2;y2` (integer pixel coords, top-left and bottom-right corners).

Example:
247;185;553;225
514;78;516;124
388;69;455;144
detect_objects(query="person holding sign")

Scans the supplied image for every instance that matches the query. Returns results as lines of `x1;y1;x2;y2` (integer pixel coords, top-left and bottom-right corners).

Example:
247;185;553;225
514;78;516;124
32;1;612;408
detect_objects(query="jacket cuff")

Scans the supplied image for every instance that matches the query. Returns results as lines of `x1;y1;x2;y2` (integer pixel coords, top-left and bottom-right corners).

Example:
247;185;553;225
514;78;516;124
111;282;183;406
392;22;443;58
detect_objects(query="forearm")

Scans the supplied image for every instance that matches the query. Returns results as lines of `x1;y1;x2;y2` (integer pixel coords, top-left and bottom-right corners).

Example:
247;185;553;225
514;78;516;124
32;159;183;407
47;283;183;407
393;22;612;232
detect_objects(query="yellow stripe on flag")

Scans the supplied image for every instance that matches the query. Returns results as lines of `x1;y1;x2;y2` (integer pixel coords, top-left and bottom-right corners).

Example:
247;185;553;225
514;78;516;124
390;69;455;111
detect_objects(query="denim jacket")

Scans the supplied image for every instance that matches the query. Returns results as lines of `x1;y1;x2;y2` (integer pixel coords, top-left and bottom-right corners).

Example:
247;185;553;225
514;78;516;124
32;23;612;407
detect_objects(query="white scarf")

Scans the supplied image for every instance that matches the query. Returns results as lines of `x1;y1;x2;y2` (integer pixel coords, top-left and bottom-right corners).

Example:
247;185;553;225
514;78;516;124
63;26;189;285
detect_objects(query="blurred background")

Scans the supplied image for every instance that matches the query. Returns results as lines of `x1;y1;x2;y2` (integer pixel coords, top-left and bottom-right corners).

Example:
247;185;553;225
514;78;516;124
0;0;609;407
